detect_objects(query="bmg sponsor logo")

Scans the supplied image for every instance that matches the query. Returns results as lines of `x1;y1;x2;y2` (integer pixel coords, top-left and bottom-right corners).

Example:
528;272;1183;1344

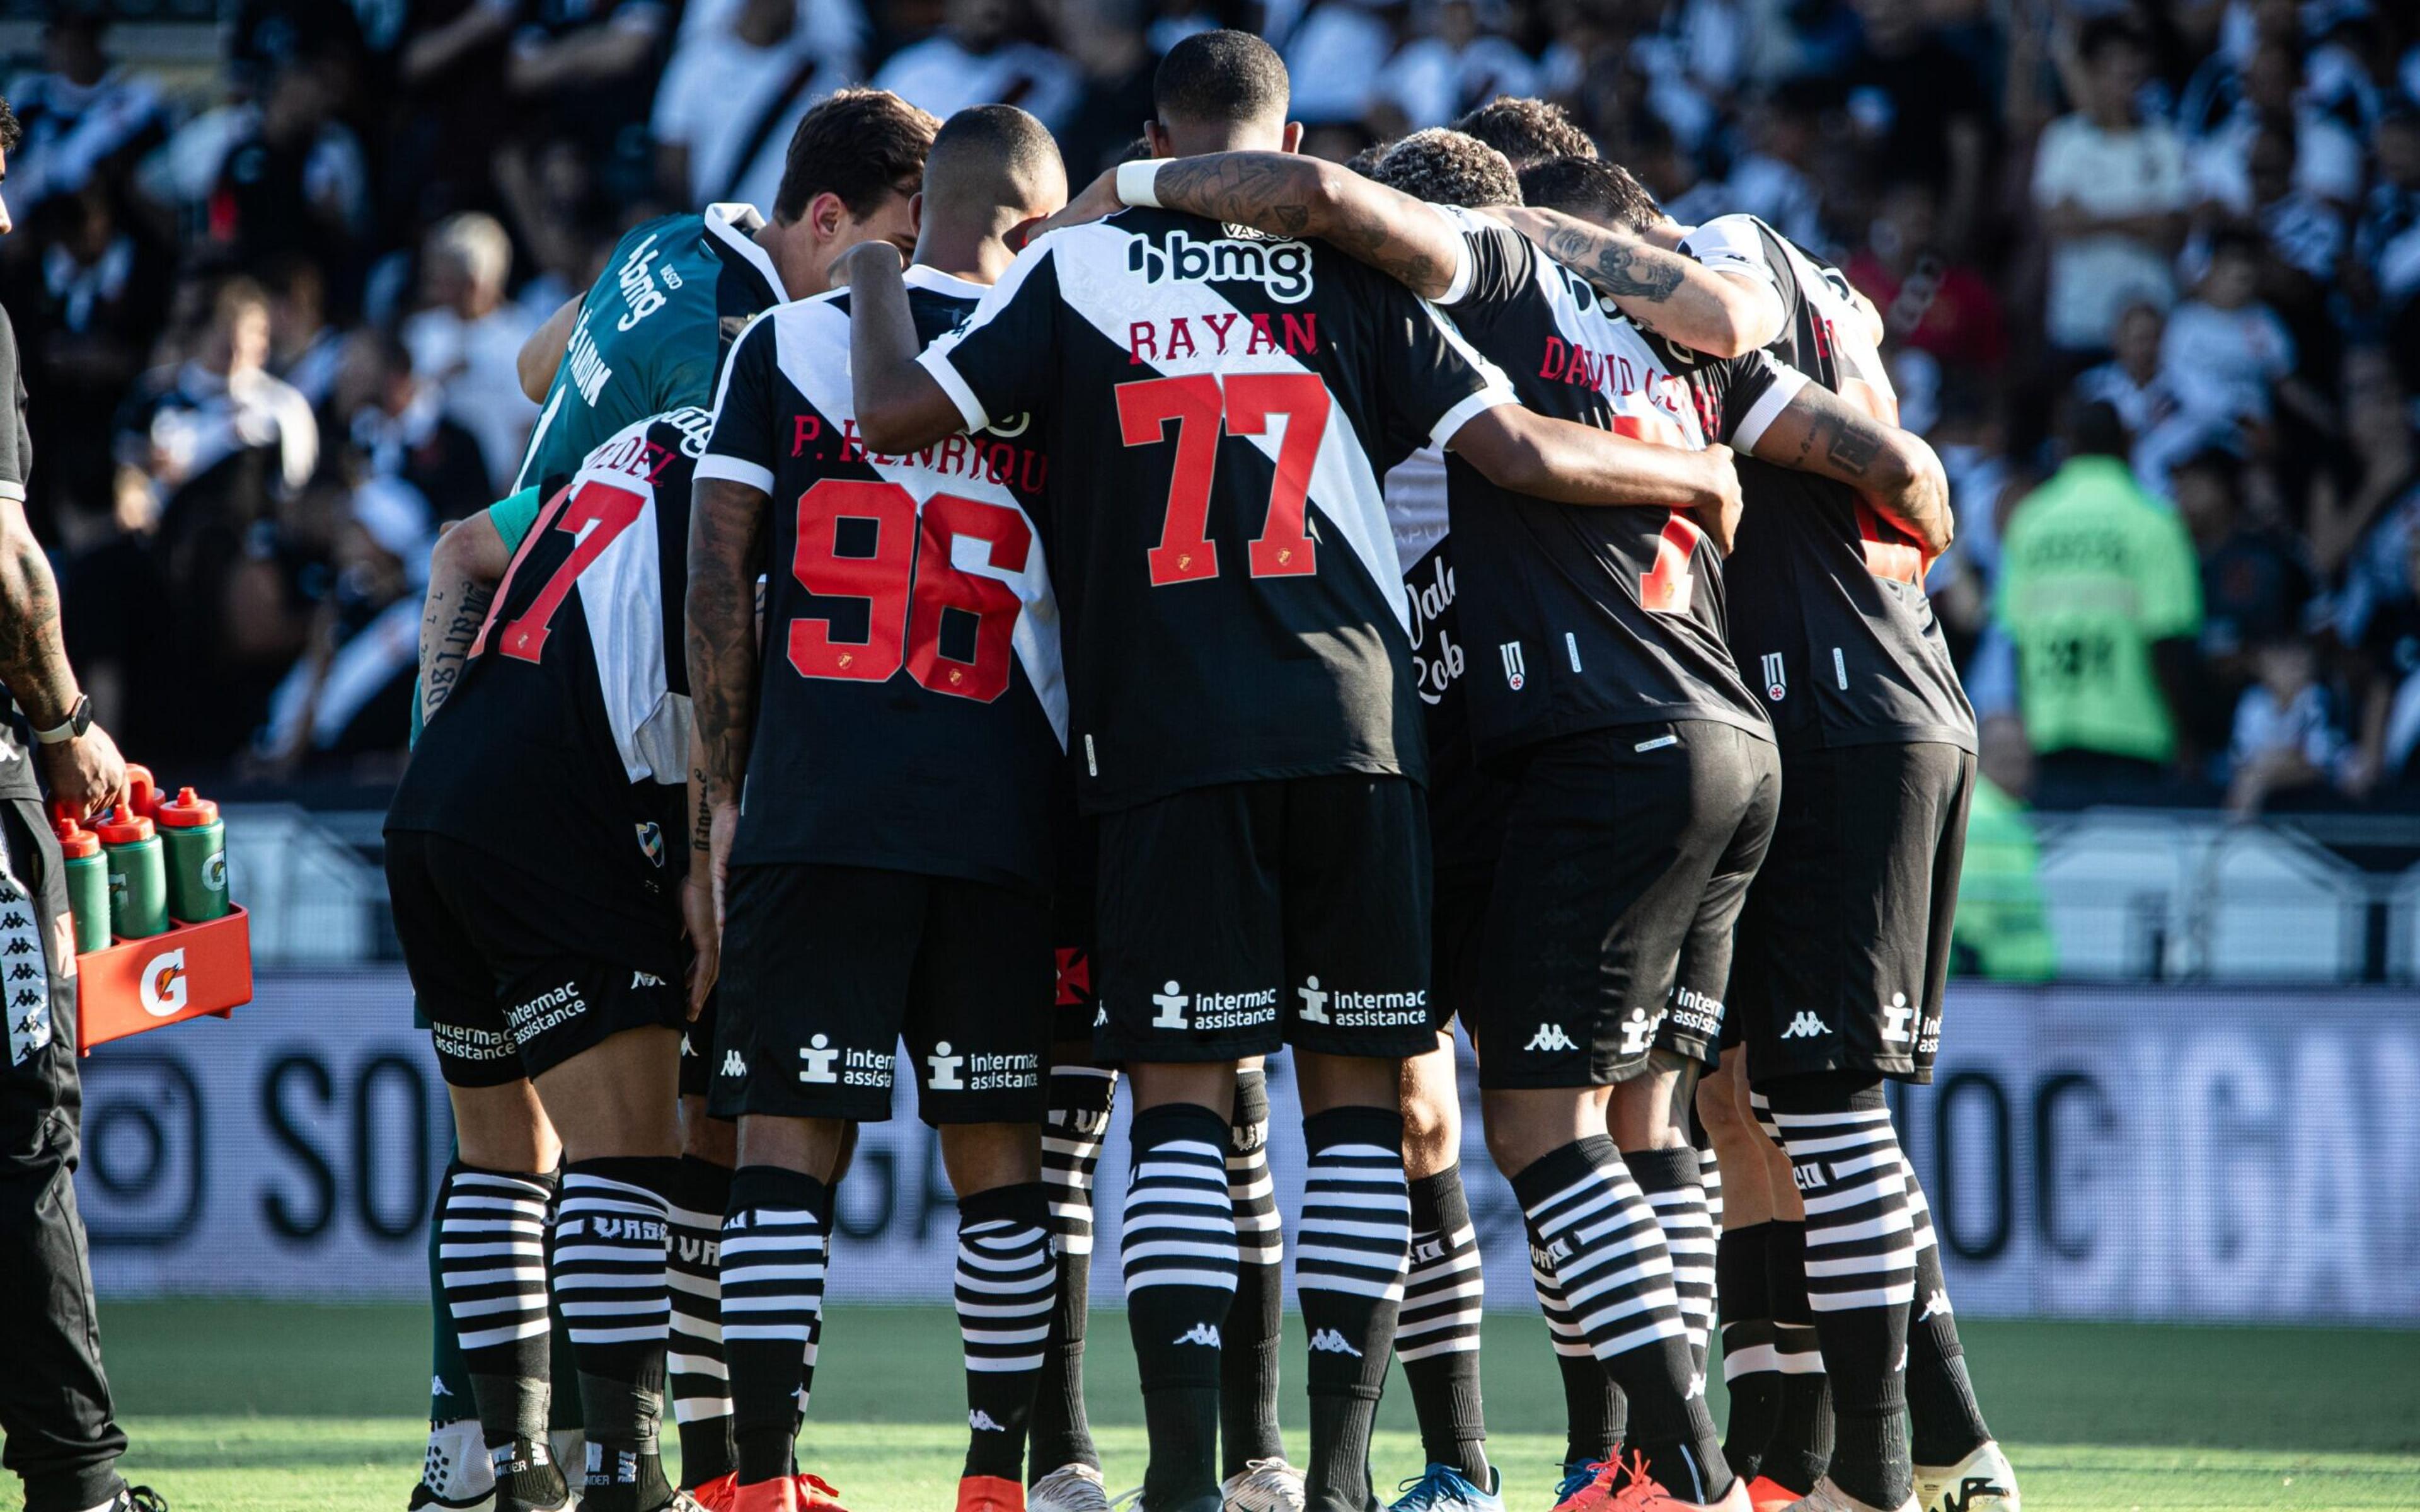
1127;228;1315;303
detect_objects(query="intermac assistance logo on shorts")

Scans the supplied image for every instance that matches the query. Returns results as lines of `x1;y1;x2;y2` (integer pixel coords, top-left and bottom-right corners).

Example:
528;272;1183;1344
1150;980;1279;1032
1128;227;1314;303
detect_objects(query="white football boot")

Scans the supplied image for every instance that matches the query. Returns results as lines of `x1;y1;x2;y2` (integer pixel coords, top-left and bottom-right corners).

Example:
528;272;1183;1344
1912;1443;2019;1512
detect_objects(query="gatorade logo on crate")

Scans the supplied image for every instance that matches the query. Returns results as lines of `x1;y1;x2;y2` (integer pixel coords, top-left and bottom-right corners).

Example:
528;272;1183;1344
78;905;253;1056
140;949;188;1017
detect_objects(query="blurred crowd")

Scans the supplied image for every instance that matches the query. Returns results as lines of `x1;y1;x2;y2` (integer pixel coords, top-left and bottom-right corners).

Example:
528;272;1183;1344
6;0;2420;812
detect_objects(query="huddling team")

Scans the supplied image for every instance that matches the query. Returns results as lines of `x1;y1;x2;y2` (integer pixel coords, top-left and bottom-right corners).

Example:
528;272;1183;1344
387;29;2019;1512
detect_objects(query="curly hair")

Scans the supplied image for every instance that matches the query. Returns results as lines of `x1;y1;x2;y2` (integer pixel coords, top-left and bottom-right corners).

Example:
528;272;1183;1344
1452;96;1596;171
0;100;20;156
1371;129;1521;210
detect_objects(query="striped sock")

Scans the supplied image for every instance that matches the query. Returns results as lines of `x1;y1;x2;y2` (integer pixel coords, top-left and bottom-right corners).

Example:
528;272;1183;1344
438;1165;556;1458
1531;1247;1621;1470
1221;1068;1286;1475
667;1155;735;1487
1628;1147;1717;1389
1766;1218;1834;1494
1903;1161;1991;1465
959;1182;1056;1482
555;1158;677;1512
1122;1103;1237;1511
1032;1066;1115;1478
1715;1222;1780;1482
1398;1166;1489;1487
720;1166;829;1487
1766;1082;1915;1509
1512;1137;1727;1503
1298;1107;1410;1512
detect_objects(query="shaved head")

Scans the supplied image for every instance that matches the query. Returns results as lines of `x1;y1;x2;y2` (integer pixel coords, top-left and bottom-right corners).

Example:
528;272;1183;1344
924;104;1069;226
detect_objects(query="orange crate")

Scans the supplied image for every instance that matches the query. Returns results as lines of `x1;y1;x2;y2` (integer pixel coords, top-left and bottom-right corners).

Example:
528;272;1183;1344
75;905;253;1055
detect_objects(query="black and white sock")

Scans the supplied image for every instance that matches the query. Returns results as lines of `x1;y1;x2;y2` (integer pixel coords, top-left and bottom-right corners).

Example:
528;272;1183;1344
1397;1166;1489;1487
1902;1156;1991;1467
1531;1249;1621;1472
1512;1137;1728;1503
555;1159;677;1512
1221;1068;1286;1478
720;1167;829;1488
1032;1066;1115;1479
438;1163;560;1501
1123;1103;1238;1511
667;1155;735;1489
1765;1220;1833;1495
1297;1107;1410;1512
958;1182;1056;1484
1629;1147;1717;1389
1715;1222;1780;1483
1766;1081;1916;1510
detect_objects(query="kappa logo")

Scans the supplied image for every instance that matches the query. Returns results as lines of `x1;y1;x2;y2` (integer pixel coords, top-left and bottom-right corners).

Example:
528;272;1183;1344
139;948;189;1017
799;1034;841;1083
1308;1328;1364;1357
1761;651;1787;702
968;1409;1006;1433
1501;640;1526;690
1780;1011;1831;1040
1917;1288;1952;1321
1686;1370;1707;1400
1618;1006;1659;1057
1152;980;1190;1030
1172;1322;1223;1348
926;1040;966;1090
1882;991;1915;1043
1127;227;1315;303
1296;975;1330;1024
721;1050;747;1079
1093;1005;1109;1028
632;970;666;988
1524;1022;1578;1053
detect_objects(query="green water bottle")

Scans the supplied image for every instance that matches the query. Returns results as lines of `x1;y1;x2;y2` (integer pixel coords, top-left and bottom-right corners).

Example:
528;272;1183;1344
96;803;168;940
155;786;229;923
52;813;110;954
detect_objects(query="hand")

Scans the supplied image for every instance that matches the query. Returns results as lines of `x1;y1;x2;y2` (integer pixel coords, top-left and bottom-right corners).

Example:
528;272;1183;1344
826;239;905;290
41;721;129;821
1031;168;1126;238
1692;447;1745;555
679;871;718;1020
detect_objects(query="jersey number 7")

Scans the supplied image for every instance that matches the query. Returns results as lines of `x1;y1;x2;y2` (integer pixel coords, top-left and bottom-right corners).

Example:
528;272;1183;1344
1117;372;1332;587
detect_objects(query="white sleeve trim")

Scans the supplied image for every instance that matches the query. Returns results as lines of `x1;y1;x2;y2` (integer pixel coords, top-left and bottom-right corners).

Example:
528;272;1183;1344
0;480;23;503
1727;366;1809;452
693;455;775;493
918;346;989;435
1116;159;1166;209
1431;203;1477;306
1431;383;1519;449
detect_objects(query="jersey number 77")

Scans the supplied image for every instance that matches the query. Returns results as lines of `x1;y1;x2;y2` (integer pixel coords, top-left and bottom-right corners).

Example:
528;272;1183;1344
1118;372;1332;587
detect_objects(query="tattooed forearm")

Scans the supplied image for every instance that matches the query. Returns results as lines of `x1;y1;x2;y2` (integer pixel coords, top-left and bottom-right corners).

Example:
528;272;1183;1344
691;765;713;853
686;477;769;809
1787;408;1884;479
418;578;493;727
1749;384;1951;553
0;522;76;724
1148;152;1465;299
1540;222;1687;303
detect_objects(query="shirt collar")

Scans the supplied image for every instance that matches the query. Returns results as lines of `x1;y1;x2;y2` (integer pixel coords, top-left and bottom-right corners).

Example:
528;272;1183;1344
702;202;786;302
904;265;989;299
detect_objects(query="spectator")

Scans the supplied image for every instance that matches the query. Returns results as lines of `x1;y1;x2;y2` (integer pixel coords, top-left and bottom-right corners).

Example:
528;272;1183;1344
2225;636;2344;815
1846;178;2008;374
1838;0;1994;254
262;255;343;410
202;47;372;273
1;14;168;220
2245;122;2349;291
2356;110;2420;392
873;0;1081;132
391;0;521;224
1282;0;1399;125
2074;301;2181;449
2160;228;2297;431
1997;399;2204;805
2032;18;2190;357
506;0;672;173
2342;505;2420;797
2188;40;2365;212
252;474;430;775
1377;0;1539;131
1710;80;1828;255
2175;445;2314;747
114;276;318;532
652;0;850;214
1049;0;1159;181
333;329;495;525
399;212;539;493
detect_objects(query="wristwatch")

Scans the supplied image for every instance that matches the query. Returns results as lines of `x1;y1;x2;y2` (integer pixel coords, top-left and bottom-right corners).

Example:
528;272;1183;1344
33;693;91;746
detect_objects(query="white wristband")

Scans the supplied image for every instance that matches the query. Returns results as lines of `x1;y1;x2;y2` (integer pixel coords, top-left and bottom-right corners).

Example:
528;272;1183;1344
1116;159;1167;209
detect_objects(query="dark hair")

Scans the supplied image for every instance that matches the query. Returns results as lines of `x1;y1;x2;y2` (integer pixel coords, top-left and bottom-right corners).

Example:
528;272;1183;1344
773;88;941;225
2060;397;2130;459
1518;156;1662;232
1452;96;1595;169
1373;129;1521;209
1154;30;1290;126
2207;225;2265;263
2077;16;2146;64
1343;138;1395;178
0;100;20;156
926;105;1066;211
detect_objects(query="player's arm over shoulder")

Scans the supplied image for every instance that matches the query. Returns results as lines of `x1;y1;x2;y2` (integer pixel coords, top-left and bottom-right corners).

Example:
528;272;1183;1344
1730;357;1952;556
1115;154;1473;302
851;240;1056;454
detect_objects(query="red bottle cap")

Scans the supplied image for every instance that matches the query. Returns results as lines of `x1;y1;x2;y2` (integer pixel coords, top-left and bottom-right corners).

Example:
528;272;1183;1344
52;816;99;859
154;786;220;828
93;806;154;845
124;763;157;818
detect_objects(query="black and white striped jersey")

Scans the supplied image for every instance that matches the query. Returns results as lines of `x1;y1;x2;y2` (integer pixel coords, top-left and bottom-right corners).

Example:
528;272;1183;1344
1432;207;1792;767
700;267;1068;891
389;409;708;900
1680;215;1974;753
917;207;1519;813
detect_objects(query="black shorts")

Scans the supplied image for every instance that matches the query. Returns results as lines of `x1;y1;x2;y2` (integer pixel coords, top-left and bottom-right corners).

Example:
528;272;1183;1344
387;830;684;1088
1432;863;1493;1038
1094;775;1433;1063
1053;815;1100;1048
1475;722;1780;1090
1732;742;1973;1085
680;990;720;1099
711;864;1052;1125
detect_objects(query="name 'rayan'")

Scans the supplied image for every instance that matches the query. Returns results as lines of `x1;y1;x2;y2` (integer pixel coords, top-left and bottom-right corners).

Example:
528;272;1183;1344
1127;312;1320;367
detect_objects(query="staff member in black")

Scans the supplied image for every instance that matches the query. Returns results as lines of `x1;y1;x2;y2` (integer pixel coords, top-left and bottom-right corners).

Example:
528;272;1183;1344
0;97;164;1512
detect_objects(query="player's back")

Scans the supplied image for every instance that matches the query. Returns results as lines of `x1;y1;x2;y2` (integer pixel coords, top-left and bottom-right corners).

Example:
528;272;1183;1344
700;271;1068;891
390;409;710;900
516;206;786;491
917;207;1516;811
1683;213;1974;751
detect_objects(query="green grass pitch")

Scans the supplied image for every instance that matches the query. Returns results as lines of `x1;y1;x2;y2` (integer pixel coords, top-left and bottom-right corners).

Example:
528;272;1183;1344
3;1303;2412;1511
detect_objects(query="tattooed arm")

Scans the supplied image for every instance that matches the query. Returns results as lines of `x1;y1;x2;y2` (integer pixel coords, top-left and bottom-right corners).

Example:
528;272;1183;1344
681;721;718;1016
1496;206;1784;357
0;499;125;816
1125;154;1470;299
684;476;768;931
418;514;510;730
1744;381;1953;555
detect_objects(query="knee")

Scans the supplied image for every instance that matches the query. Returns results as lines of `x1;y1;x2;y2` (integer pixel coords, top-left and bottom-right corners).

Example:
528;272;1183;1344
681;1102;737;1166
940;1121;1042;1191
1400;1087;1460;1174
